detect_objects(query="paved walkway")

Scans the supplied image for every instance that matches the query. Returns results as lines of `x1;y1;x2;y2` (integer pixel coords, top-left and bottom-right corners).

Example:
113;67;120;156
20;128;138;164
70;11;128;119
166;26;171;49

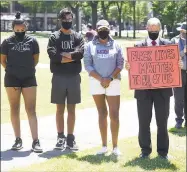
1;99;176;171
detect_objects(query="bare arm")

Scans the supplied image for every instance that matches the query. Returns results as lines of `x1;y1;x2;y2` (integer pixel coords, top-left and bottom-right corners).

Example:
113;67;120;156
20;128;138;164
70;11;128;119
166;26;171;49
110;44;124;78
33;53;39;66
89;70;102;82
0;54;7;68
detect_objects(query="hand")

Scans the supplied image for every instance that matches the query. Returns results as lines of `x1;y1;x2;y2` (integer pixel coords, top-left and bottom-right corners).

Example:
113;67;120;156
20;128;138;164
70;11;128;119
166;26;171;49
125;61;130;70
100;78;111;88
184;47;187;54
61;52;71;59
178;59;183;69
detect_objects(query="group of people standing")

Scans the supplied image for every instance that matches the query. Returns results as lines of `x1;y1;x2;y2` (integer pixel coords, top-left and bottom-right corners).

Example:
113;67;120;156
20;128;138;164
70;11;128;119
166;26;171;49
1;8;186;159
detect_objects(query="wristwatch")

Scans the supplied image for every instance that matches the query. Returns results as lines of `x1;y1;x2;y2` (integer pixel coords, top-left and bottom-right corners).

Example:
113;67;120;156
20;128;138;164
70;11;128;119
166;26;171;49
109;77;114;81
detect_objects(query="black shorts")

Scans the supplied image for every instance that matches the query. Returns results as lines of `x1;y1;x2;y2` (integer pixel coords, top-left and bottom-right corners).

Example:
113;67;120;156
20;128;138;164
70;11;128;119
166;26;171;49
4;73;37;88
51;74;81;104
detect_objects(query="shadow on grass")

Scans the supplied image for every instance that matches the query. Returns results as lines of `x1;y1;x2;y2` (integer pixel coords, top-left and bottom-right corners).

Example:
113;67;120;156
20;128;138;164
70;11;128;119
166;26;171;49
124;156;178;171
38;148;77;159
1;150;31;161
169;127;186;137
65;153;118;164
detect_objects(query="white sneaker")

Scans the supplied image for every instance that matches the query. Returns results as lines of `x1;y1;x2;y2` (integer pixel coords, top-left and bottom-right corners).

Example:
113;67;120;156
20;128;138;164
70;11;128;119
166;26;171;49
112;147;121;156
96;146;108;155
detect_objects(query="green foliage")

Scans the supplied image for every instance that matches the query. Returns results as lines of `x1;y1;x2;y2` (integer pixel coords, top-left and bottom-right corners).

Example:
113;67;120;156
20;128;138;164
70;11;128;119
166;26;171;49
152;0;187;29
1;1;10;8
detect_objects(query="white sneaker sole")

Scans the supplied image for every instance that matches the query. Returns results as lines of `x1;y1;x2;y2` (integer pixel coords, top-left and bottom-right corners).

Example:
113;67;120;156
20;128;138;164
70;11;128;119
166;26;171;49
11;146;23;151
96;151;108;155
55;146;66;151
66;145;79;151
31;148;43;153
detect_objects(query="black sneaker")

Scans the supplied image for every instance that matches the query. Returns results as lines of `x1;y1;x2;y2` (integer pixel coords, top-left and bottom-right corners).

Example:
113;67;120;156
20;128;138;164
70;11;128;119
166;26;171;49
175;122;182;129
32;139;43;153
66;135;78;151
55;137;66;150
11;137;23;150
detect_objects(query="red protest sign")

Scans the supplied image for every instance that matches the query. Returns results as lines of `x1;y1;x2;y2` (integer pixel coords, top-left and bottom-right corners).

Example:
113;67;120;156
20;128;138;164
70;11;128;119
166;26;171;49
127;44;182;90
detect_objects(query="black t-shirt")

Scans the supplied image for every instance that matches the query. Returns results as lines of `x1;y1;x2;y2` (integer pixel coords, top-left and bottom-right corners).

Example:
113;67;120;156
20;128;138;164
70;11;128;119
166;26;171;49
1;34;39;79
47;30;84;76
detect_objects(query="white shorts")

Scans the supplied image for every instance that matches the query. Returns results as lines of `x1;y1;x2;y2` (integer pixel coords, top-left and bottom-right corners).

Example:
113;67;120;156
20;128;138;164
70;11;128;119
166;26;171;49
89;77;120;96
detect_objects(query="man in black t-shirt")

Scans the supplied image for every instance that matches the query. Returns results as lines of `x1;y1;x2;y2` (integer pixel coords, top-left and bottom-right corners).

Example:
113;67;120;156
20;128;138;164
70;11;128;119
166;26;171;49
47;8;84;150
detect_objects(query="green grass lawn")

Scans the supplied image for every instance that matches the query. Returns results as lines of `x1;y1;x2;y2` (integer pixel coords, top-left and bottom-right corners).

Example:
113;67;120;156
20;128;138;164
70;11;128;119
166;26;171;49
11;131;186;172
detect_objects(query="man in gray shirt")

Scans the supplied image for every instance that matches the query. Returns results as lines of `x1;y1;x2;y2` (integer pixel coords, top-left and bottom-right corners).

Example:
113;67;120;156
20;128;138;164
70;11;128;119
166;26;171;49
171;22;187;128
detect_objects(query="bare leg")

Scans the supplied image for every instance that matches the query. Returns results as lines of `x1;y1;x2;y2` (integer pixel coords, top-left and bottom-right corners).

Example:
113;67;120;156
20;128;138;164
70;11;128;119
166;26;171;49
106;96;120;148
56;104;65;134
6;87;21;138
22;86;38;140
67;104;76;134
93;95;108;147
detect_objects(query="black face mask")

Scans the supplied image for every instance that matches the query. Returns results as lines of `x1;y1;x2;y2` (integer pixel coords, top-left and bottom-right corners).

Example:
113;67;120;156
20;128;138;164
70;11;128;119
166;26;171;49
15;32;25;41
148;31;159;40
61;21;72;30
98;31;109;40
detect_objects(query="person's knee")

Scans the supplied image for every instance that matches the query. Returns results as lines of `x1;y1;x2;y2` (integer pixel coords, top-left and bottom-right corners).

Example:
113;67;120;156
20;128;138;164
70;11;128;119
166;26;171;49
56;104;65;115
67;104;75;115
25;105;36;116
98;107;108;117
109;109;119;122
10;104;20;114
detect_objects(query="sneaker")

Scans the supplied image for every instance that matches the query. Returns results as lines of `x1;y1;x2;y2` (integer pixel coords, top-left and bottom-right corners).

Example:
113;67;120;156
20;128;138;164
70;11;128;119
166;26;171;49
96;146;108;155
32;139;43;153
175;122;182;129
66;135;78;150
112;147;122;156
55;137;66;150
11;137;23;150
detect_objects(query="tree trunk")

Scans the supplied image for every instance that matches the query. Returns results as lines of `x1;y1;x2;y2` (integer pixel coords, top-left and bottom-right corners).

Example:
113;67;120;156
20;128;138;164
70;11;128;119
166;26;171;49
91;2;98;29
133;1;136;39
118;9;122;38
33;3;37;33
75;5;80;32
101;1;108;20
117;2;122;38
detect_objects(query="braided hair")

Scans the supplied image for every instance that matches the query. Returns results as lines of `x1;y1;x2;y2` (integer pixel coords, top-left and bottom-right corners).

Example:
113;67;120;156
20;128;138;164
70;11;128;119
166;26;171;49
12;11;27;29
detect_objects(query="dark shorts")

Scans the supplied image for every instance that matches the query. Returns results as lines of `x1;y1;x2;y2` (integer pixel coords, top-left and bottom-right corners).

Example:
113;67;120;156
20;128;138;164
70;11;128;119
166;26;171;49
51;74;81;104
4;73;37;88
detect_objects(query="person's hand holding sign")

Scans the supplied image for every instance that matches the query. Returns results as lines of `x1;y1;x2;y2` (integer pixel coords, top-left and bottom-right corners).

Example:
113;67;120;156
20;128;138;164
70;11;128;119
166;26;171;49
184;45;187;54
178;59;183;69
125;60;130;70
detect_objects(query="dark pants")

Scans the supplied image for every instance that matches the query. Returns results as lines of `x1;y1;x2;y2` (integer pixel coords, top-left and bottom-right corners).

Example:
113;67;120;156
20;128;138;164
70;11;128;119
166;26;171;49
173;70;187;123
137;90;170;156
